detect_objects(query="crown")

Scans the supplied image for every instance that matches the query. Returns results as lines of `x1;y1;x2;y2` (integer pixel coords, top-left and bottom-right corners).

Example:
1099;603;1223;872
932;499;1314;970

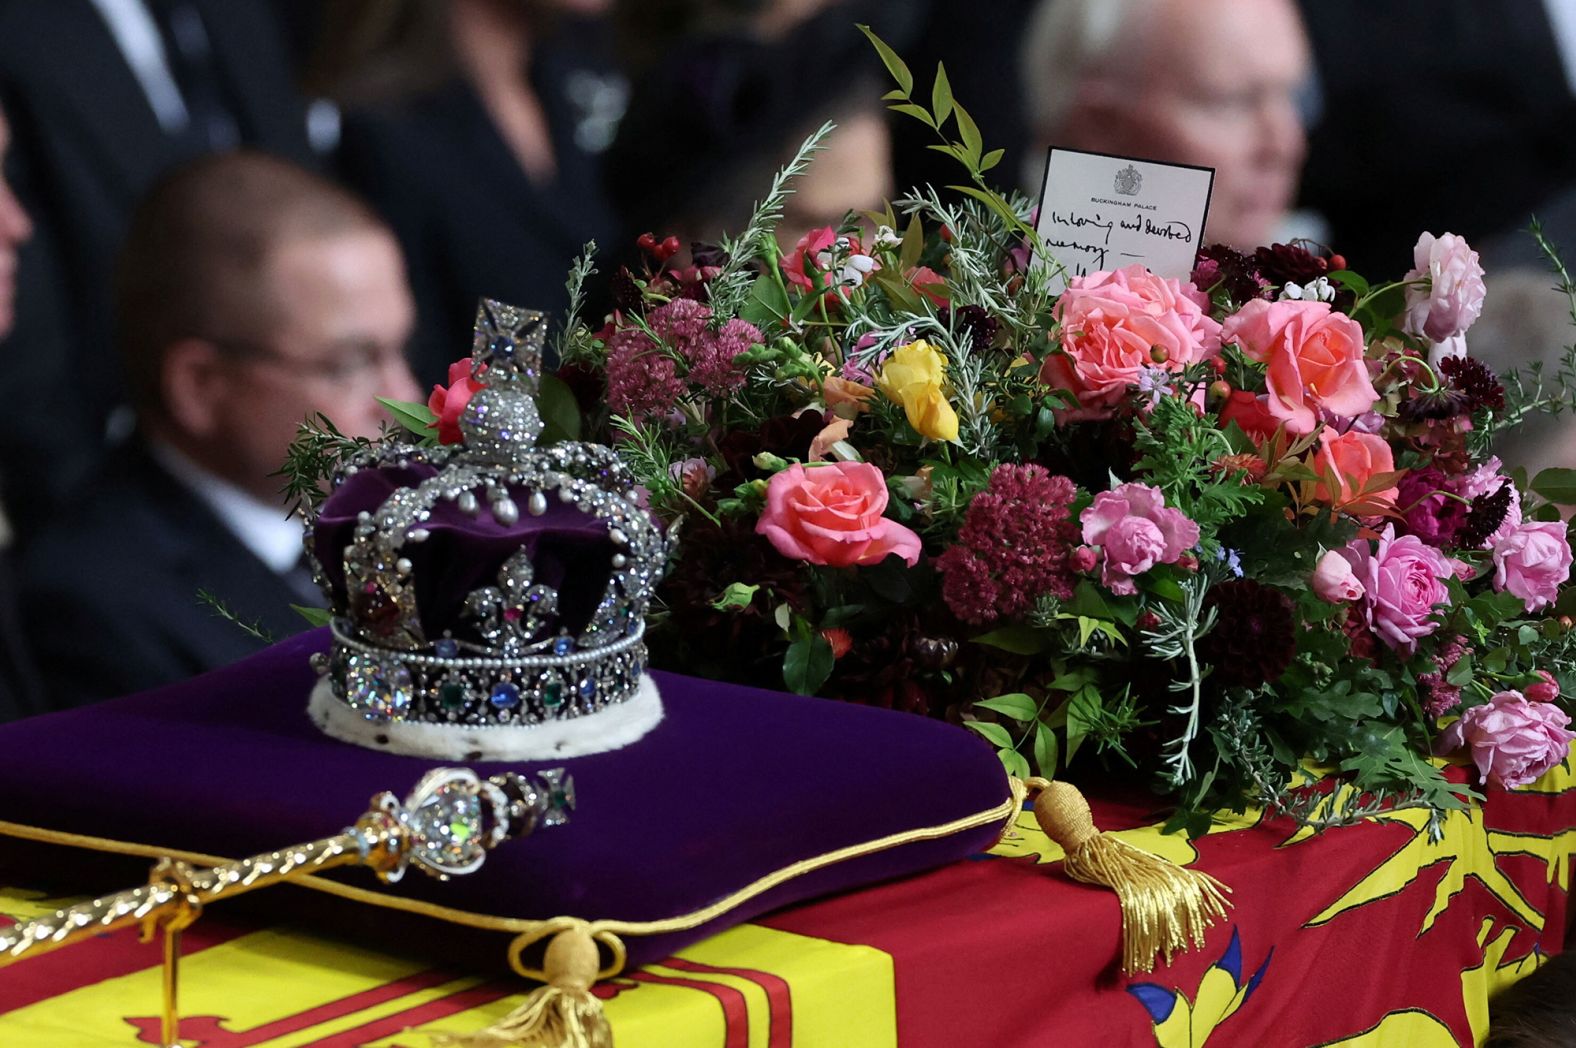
305;300;673;760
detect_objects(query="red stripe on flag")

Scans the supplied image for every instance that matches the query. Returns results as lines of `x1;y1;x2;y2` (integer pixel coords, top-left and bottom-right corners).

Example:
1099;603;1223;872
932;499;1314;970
662;957;793;1048
630;970;751;1048
0;919;249;1014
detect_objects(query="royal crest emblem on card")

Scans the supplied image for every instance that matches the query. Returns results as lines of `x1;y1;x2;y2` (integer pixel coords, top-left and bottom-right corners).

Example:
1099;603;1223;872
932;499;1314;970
1114;163;1142;196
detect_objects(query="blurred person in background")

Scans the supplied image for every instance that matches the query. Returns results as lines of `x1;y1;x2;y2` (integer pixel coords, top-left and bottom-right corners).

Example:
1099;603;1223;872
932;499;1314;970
20;152;421;712
308;0;627;385
0;0;314;533
1019;0;1314;251
1298;0;1576;273
605;1;896;260
0;102;43;721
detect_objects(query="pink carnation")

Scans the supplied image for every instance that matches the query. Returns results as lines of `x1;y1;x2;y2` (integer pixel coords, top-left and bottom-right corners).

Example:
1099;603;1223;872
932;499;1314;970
755;462;922;568
1403;232;1486;342
1337;525;1453;654
1080;482;1200;596
1492;519;1573;612
1042;265;1221;419
1438;689;1574;789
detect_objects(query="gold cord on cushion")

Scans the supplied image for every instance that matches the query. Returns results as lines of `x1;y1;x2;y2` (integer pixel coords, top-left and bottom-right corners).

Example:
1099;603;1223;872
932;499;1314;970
1022;777;1231;975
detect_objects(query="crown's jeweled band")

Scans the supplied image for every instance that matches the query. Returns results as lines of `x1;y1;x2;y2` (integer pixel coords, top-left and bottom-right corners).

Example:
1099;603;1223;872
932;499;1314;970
323;618;648;727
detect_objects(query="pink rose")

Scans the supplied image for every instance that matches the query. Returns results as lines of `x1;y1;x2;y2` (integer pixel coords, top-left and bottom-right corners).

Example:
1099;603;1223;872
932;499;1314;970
1492;519;1573;612
1042;265;1222;419
756;462;922;568
1312;549;1364;602
1403;232;1486;342
1218;389;1280;441
427;359;487;445
1438;689;1574;789
1080;482;1200;595
1310;428;1400;513
1222;299;1379;435
1338;525;1453;653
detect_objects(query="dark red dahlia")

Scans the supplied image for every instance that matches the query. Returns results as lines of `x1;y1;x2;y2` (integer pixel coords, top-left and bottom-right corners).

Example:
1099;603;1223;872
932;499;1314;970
1439;355;1505;413
936;464;1079;625
937;304;1001;353
1196;579;1296;689
610;265;644;314
1253;241;1332;286
1456;478;1515;550
1192;244;1269;303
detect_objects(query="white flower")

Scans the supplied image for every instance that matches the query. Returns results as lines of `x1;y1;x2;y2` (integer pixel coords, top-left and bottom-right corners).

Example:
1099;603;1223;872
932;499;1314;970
1279;276;1335;303
873;225;902;250
837;254;877;288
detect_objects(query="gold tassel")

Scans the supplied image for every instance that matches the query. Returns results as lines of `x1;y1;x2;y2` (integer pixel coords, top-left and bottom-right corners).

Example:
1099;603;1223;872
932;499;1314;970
434;926;612;1048
1027;778;1231;976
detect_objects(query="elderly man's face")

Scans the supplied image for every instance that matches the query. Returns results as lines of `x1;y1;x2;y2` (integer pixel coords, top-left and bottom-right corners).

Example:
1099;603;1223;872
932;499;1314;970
0;110;34;341
1071;0;1310;249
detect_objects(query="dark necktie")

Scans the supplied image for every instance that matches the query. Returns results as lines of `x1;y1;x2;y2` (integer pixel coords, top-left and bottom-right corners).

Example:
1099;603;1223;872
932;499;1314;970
146;0;241;153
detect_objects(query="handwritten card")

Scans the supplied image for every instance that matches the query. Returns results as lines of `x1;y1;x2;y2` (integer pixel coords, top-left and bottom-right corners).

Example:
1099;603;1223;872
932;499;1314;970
1032;148;1214;292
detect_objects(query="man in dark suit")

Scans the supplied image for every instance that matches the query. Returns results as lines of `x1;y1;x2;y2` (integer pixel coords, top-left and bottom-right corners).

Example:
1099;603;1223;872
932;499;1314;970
0;101;44;722
0;0;315;536
20;152;421;711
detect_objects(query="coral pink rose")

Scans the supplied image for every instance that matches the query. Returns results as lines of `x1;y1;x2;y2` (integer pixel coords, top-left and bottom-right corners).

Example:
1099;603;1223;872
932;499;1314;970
1310;428;1400;512
1337;525;1453;653
1492;519;1573;612
1080;482;1200;595
1218;390;1280;440
1438;689;1574;789
1403;232;1486;342
756;462;922;568
1312;549;1364;602
1043;265;1222;419
1222;299;1379;435
427;359;486;445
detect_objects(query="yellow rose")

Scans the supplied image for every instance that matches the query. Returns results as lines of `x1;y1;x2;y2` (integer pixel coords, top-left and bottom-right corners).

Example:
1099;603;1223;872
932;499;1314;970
875;340;959;442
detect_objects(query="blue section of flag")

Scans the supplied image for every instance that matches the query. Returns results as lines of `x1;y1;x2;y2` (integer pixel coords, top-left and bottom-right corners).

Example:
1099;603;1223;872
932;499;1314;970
1127;982;1177;1023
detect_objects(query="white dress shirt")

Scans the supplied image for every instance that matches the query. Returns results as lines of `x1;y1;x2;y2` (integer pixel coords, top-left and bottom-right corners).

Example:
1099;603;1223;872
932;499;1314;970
149;441;303;575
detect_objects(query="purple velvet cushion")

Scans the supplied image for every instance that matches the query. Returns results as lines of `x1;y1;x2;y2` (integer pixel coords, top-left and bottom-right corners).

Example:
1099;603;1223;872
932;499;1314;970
0;630;1009;969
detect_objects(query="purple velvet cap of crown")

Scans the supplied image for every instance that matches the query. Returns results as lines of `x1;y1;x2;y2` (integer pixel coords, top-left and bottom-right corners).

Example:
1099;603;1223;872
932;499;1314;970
313;461;615;641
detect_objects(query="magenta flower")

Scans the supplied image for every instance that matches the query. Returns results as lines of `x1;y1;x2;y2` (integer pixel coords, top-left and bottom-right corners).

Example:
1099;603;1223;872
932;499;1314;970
1080;482;1199;596
1438;690;1574;789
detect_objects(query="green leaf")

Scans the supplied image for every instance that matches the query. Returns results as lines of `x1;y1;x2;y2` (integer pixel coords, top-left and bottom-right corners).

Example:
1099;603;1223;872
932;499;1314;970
971;624;1050;655
537;373;581;444
1531;467;1576;505
711;582;760;612
889;102;936;128
979;147;1005;172
783;630;834;695
1518;623;1541;646
1139;571;1186;603
856;24;913;96
292;604;332;627
997;748;1031;779
966;720;1014;748
377;396;437;438
974;692;1038;720
947;184;1020;227
1327;270;1369;296
1066;686;1101;762
899;212;924;271
930;62;953;126
953;103;983;166
881;88;907;101
1032;721;1059;777
740;273;790;327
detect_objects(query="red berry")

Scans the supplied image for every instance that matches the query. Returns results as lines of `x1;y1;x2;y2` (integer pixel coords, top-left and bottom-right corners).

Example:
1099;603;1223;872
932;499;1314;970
636;232;658;255
1207;380;1232;406
1150;345;1169;364
657;236;682;262
1328;254;1347;271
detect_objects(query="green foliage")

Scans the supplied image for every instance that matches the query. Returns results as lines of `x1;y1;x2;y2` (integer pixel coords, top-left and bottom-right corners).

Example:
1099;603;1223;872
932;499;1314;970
275;414;378;517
